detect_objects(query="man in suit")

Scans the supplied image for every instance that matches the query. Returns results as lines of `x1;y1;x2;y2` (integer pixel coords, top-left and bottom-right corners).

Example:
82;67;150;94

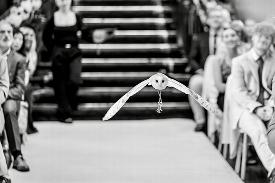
230;22;275;182
0;21;13;183
0;21;30;172
188;6;223;131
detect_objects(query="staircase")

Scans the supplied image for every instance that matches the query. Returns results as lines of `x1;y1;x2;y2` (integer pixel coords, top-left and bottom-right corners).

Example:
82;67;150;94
32;0;192;121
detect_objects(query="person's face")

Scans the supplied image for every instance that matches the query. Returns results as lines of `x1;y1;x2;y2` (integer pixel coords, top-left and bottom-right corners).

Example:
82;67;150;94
20;1;33;21
222;28;240;49
0;23;13;51
6;7;23;27
31;0;42;11
55;0;72;10
244;20;256;38
207;10;223;30
20;27;35;51
252;34;273;54
12;33;24;51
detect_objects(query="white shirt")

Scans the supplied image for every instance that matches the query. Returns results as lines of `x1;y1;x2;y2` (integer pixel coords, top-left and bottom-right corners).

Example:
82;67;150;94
0;49;10;63
209;29;221;55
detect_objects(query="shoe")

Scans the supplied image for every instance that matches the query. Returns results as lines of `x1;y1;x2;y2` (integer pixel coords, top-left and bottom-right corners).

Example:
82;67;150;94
13;155;30;172
194;123;205;132
269;169;275;183
26;126;39;134
0;176;11;183
59;117;73;124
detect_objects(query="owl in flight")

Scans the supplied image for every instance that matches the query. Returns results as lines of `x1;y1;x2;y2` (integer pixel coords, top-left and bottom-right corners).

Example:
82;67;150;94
103;73;222;121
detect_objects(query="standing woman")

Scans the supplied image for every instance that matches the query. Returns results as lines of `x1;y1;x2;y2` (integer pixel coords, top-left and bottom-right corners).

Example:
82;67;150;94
43;0;109;123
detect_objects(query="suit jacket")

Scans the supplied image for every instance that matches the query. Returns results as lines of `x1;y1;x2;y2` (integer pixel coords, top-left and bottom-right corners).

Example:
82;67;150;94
223;49;275;158
188;31;210;72
230;49;275;128
6;51;26;100
0;55;9;133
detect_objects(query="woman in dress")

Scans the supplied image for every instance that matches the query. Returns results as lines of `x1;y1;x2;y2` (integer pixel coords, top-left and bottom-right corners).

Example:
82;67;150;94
211;20;247;111
43;0;110;123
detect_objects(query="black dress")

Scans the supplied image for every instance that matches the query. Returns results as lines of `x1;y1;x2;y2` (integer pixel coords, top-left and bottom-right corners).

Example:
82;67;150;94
43;13;92;120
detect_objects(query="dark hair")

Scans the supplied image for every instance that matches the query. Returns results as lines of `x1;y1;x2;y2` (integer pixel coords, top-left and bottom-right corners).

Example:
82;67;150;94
13;28;26;56
20;22;36;32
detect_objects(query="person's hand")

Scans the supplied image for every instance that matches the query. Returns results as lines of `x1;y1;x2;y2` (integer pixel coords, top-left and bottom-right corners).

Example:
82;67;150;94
255;106;273;121
195;69;204;75
93;29;114;44
43;72;53;83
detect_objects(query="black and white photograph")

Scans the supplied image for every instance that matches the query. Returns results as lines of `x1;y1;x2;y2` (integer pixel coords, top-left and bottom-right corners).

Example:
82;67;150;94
0;0;275;182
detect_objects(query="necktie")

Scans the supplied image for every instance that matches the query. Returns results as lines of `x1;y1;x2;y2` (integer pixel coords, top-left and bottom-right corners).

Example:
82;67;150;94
257;57;265;105
213;33;217;54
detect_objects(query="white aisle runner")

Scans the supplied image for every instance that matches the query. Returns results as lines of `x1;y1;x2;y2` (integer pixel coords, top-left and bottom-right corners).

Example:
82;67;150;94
10;119;242;183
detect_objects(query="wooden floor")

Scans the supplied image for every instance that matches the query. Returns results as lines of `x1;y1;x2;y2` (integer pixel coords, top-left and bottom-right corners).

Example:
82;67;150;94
10;119;243;183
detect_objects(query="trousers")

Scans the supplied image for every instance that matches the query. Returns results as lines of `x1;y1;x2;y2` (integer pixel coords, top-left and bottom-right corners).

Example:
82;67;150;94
51;47;82;119
2;99;21;152
239;110;275;175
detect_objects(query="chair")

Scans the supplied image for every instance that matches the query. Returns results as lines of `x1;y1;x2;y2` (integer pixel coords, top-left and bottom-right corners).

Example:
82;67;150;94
234;131;248;180
218;142;229;158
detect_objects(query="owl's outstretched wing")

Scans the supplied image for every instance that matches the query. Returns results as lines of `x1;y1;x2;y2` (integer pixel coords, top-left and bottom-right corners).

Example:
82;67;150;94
103;79;150;121
167;78;190;94
167;78;222;116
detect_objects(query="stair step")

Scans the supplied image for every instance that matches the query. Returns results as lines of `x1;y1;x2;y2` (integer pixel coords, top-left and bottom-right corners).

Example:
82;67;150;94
33;102;191;121
79;43;180;57
81;72;190;86
37;58;187;72
74;5;173;18
33;86;188;103
74;0;177;6
83;18;174;30
74;5;172;12
81;30;176;43
83;17;173;24
31;72;190;87
80;43;177;50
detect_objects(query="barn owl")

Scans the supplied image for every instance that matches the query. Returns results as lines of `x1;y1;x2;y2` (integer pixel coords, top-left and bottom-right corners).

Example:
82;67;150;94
103;73;222;121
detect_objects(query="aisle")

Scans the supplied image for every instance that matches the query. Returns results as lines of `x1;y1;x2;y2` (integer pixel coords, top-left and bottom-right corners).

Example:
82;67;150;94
10;119;242;183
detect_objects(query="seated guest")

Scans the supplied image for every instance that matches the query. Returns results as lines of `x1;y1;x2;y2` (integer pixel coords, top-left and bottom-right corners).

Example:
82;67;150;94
11;28;25;56
1;22;30;172
204;20;246;140
188;6;223;131
211;20;246;111
0;21;13;183
19;24;38;134
229;22;275;182
267;75;275;155
4;6;23;28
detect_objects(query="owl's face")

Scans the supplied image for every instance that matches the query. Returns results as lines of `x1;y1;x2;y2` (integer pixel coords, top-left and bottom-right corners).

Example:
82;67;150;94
150;73;168;90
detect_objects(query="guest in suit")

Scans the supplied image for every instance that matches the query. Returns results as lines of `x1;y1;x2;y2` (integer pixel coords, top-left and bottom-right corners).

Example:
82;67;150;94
188;6;223;131
267;71;275;155
230;22;275;182
1;22;30;172
0;21;12;183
